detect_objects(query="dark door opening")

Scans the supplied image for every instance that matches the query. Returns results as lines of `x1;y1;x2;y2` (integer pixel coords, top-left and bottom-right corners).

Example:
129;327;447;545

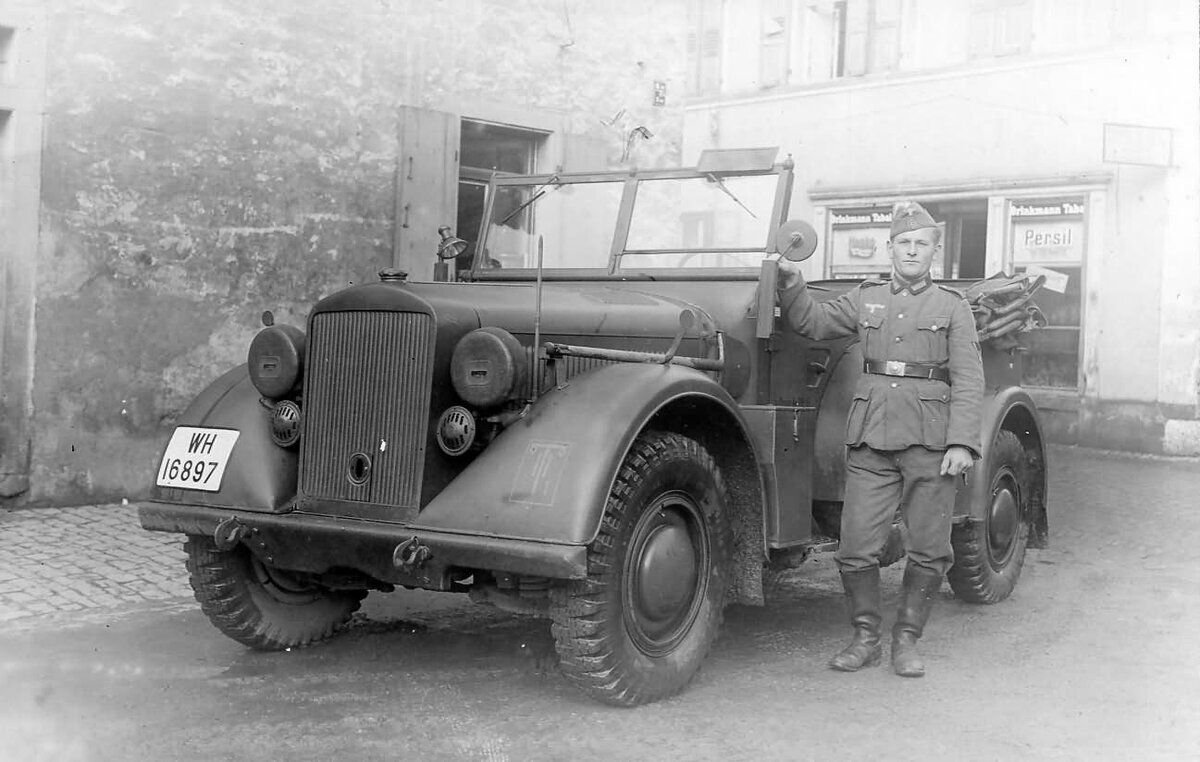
456;120;545;277
924;199;988;279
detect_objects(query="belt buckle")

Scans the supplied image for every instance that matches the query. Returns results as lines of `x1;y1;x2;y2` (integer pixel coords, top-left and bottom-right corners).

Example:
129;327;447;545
885;360;905;376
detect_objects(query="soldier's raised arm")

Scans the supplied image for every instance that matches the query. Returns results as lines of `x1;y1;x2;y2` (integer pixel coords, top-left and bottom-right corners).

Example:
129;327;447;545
775;259;862;341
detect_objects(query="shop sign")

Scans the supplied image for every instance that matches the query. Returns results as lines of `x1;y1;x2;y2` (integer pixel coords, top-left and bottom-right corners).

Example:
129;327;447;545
830;207;892;274
1011;198;1084;265
1011;201;1085;217
830;209;893;227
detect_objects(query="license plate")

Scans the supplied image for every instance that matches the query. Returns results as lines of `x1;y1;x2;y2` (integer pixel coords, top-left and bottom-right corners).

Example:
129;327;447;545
156;427;241;492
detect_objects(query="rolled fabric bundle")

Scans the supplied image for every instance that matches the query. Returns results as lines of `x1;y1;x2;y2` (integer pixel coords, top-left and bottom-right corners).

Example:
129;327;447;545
965;272;1047;344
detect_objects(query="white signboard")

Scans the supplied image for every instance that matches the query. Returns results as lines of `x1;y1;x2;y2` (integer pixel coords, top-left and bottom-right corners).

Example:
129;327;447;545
1010;199;1085;265
1022;263;1070;294
830;226;892;273
1103;123;1173;167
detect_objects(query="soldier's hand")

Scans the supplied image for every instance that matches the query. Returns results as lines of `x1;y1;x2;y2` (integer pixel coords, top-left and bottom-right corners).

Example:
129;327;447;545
940;446;975;477
776;258;805;291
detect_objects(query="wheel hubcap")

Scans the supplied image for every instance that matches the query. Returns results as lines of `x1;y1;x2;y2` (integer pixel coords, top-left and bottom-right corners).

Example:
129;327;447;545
987;469;1021;566
625;492;709;656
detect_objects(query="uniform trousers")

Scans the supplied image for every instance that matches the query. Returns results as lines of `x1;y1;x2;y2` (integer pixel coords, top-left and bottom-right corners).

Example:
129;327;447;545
834;444;956;576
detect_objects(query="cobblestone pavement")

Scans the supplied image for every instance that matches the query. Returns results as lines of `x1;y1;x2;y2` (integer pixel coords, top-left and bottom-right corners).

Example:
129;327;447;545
0;502;190;625
2;444;1198;630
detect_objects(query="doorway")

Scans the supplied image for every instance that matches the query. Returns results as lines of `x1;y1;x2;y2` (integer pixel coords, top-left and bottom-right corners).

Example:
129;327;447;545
456;120;546;276
924;199;988;279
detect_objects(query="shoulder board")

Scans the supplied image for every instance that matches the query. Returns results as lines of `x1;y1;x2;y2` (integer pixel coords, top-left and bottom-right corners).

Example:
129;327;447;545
861;278;888;288
936;283;964;298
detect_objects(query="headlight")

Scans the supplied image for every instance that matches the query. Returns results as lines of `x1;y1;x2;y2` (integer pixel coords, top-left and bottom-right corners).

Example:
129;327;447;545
450;327;527;408
248;324;306;399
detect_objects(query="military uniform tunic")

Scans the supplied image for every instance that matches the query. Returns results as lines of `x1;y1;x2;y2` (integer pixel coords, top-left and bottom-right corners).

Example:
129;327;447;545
779;273;985;574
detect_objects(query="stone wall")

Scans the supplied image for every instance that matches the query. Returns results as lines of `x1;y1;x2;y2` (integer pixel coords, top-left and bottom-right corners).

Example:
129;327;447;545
21;0;686;504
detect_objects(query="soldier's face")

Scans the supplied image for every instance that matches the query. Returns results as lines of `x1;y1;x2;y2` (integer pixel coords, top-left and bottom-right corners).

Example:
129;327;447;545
888;227;941;281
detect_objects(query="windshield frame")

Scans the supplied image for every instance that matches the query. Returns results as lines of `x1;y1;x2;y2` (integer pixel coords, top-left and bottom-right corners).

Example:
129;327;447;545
465;158;795;281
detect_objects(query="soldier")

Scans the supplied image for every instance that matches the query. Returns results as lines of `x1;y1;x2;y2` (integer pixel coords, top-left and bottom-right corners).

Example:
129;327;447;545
776;201;984;677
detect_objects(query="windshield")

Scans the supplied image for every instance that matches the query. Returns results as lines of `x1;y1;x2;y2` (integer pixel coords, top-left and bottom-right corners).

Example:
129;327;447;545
623;175;778;269
481;179;623;270
476;170;782;273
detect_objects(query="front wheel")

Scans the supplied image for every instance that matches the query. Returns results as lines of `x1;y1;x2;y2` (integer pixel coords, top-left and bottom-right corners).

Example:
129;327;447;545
948;429;1030;603
185;536;366;650
549;431;732;707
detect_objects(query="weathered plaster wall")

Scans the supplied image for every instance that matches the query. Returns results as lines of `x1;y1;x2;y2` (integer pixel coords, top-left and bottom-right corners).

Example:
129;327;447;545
26;0;686;505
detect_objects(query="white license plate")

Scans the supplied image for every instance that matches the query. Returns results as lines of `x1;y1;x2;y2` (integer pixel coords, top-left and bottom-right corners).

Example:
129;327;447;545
156;427;241;492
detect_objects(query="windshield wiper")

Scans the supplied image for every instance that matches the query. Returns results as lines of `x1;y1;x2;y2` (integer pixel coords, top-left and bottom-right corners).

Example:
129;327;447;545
498;175;561;227
705;173;757;219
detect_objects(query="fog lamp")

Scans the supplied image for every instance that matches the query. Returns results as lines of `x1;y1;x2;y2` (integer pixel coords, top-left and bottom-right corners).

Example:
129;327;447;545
436;406;476;456
270;400;302;448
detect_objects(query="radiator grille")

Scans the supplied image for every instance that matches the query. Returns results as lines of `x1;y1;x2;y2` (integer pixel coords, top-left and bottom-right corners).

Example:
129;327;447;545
299;311;433;508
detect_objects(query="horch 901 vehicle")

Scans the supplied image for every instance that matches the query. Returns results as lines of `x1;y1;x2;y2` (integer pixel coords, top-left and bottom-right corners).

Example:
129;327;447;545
141;148;1048;707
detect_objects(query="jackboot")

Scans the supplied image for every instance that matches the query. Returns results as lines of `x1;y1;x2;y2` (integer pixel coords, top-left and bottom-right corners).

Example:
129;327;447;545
891;564;943;678
828;568;882;672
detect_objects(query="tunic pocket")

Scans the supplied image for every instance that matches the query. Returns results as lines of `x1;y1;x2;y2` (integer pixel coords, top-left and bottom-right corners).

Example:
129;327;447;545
917;314;951;360
845;389;872;445
858;313;884;359
917;389;950;448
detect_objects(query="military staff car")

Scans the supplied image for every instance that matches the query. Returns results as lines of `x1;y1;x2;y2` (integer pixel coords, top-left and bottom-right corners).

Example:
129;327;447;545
141;148;1048;706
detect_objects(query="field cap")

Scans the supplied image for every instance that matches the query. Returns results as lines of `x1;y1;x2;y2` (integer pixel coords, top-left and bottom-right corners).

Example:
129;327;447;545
890;201;936;239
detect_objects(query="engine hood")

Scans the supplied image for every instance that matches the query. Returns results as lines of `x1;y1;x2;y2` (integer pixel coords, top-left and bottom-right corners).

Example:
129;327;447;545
410;281;713;340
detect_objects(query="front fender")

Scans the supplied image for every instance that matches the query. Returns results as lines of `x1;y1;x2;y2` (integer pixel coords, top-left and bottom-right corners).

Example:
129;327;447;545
411;363;754;546
149;365;297;513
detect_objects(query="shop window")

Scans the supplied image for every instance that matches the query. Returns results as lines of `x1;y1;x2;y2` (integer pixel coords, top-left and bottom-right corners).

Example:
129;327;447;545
827;205;894;279
456;120;544;274
826;202;969;280
969;0;1032;59
687;0;723;95
759;0;790;88
1007;197;1085;389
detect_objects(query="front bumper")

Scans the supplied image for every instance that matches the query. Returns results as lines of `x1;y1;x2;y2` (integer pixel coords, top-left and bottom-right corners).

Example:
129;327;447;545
139;501;589;585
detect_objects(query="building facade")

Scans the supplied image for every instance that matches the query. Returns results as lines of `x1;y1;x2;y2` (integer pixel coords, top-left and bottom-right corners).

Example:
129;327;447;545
0;0;689;505
683;0;1200;453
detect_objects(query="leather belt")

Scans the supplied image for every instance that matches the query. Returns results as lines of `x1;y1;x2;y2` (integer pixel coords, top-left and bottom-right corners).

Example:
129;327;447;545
864;359;951;383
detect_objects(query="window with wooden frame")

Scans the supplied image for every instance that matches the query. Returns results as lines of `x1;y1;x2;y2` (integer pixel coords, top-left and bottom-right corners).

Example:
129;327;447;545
841;0;901;77
969;0;1033;59
759;0;790;88
1007;196;1085;389
686;0;723;95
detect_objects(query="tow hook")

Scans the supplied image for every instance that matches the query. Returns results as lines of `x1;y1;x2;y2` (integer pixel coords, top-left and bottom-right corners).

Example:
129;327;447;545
393;536;432;570
213;517;248;551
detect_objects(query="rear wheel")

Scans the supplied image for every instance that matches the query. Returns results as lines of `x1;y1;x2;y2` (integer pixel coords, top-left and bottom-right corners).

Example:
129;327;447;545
549;431;732;707
185;536;365;650
948;429;1030;603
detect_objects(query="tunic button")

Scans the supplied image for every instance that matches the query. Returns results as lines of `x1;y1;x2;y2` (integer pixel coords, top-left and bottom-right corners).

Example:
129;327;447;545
897;313;905;319
894;336;902;342
890;382;899;388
